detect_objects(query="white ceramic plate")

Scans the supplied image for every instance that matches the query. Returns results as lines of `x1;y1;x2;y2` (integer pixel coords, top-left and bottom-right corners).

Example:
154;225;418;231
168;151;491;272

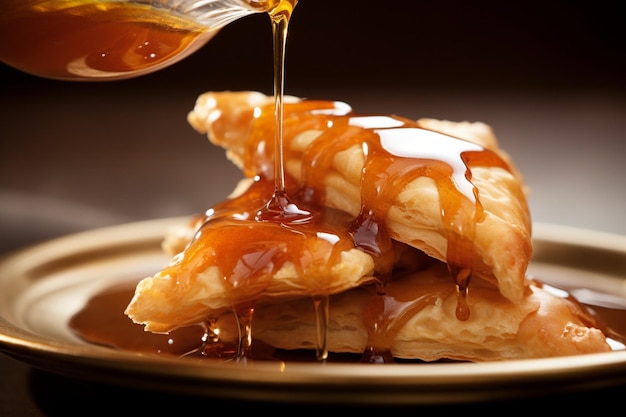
0;218;625;405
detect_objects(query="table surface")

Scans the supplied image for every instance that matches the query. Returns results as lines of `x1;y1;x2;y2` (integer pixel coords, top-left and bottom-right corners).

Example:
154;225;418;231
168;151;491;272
1;1;625;413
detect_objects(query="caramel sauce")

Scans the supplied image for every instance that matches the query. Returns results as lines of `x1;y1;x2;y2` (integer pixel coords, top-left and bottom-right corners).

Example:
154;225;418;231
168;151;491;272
0;1;215;80
69;283;207;356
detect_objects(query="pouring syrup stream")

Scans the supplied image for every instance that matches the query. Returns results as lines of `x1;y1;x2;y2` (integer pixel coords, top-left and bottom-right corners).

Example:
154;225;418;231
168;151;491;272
254;0;329;360
256;0;312;223
238;0;331;361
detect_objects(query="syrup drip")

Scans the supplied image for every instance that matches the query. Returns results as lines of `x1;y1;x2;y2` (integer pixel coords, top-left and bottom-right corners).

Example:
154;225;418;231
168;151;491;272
233;303;255;362
312;295;330;361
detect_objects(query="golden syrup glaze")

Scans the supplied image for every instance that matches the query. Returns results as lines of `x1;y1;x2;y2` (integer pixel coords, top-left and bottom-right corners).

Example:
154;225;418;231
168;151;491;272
135;98;522;361
223;98;511;306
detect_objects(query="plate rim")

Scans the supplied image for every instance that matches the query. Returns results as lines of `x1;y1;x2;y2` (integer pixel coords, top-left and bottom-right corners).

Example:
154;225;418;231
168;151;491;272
1;218;626;404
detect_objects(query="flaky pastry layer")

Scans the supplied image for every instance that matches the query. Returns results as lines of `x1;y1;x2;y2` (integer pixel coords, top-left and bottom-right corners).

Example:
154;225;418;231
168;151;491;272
126;224;376;333
249;261;612;361
123;91;614;361
186;91;533;303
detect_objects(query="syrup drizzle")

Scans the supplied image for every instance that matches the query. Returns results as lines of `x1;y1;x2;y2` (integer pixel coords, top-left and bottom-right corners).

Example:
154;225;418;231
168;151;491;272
138;96;518;362
257;0;309;224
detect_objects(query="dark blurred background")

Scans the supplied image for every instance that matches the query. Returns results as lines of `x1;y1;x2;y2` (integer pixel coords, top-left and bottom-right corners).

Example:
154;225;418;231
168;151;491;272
1;0;625;254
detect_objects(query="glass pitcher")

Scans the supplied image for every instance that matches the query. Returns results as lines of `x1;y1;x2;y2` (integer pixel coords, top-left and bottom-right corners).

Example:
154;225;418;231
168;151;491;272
0;0;285;81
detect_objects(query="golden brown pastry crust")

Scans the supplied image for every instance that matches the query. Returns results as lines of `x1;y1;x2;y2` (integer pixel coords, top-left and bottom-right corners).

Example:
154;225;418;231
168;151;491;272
126;225;376;333
123;91;613;361
187;91;533;303
250;261;612;361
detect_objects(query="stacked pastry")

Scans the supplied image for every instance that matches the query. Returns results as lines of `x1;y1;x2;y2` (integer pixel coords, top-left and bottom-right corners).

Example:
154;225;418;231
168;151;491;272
125;91;612;362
